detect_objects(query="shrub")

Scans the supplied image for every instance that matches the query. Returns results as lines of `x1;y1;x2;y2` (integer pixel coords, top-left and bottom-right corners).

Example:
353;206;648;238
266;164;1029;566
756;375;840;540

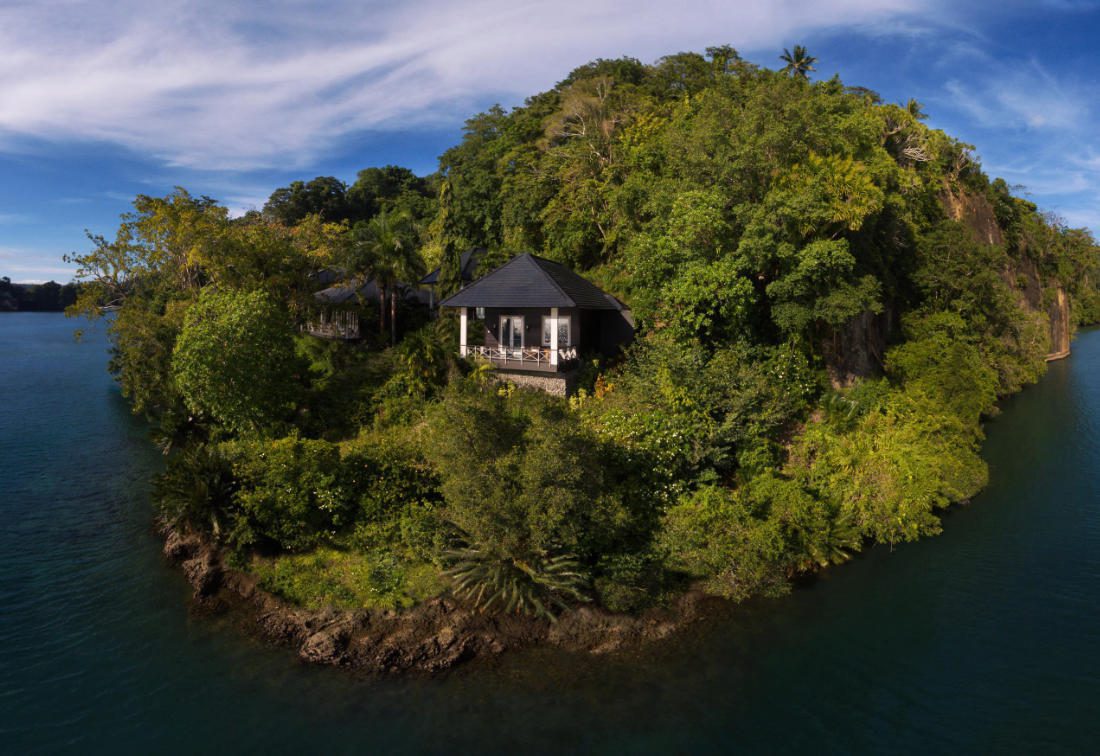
426;382;644;560
886;312;999;423
658;473;858;601
153;443;237;539
659;484;790;601
172;288;301;434
341;430;446;559
794;390;988;545
223;435;354;552
593;551;668;613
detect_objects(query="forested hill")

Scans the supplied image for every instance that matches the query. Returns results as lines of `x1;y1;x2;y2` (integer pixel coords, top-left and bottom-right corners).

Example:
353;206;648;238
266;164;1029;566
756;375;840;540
67;46;1100;627
0;277;79;311
257;47;1099;383
429;48;1098;382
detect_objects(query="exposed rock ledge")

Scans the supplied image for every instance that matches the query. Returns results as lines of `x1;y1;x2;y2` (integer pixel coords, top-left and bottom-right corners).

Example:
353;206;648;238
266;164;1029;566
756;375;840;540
161;523;709;675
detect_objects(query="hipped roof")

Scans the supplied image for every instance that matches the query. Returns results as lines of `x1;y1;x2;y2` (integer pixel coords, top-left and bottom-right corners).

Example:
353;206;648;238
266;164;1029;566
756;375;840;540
419;247;484;285
440;253;623;310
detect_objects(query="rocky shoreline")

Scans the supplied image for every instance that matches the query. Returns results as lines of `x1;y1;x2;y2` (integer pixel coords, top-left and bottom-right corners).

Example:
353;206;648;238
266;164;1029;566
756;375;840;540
161;523;710;675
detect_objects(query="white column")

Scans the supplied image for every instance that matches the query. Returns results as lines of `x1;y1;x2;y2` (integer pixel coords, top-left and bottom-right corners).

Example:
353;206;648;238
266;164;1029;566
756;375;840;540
549;307;559;366
459;307;468;357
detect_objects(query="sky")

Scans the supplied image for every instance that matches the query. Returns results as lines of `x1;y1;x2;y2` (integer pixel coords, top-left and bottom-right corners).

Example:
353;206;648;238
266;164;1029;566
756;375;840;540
1;0;1098;282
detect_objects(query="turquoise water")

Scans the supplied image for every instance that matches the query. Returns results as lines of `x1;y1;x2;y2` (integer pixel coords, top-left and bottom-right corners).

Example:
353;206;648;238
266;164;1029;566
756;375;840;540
2;312;1100;754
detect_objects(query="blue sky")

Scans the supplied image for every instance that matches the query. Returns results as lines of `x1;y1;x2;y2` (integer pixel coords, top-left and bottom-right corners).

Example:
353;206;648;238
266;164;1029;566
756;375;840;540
1;0;1097;281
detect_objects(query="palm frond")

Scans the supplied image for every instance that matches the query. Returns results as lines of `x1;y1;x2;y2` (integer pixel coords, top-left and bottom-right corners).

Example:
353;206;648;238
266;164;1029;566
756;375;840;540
444;545;591;621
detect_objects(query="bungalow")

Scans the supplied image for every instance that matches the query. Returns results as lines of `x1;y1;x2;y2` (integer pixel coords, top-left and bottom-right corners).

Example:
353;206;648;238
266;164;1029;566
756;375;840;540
440;253;633;394
305;278;430;340
419;247;485;310
304;279;380;340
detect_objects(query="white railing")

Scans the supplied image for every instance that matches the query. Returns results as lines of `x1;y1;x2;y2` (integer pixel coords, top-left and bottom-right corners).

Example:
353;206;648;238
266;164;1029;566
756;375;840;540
304;310;360;340
467;345;578;366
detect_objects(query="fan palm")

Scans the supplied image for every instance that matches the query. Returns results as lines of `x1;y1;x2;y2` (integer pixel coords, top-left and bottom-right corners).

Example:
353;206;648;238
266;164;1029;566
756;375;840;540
444;544;591;622
153;444;237;539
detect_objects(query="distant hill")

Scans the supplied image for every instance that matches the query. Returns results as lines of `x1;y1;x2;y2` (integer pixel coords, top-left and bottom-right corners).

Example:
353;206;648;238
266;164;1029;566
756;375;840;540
0;277;79;312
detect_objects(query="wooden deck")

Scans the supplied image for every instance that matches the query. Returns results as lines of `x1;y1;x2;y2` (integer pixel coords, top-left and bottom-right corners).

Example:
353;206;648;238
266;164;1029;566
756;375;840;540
466;345;578;372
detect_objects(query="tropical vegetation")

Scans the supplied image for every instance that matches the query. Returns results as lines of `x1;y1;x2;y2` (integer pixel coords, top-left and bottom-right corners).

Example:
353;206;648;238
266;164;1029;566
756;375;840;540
68;45;1100;621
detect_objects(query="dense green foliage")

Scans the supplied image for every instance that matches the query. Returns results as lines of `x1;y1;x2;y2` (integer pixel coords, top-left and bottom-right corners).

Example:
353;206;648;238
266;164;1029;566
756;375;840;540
173;289;302;434
72;45;1100;620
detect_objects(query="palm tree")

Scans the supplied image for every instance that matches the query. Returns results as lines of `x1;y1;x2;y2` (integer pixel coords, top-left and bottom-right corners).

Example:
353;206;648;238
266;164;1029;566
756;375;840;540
905;98;927;121
357;210;422;345
780;45;817;79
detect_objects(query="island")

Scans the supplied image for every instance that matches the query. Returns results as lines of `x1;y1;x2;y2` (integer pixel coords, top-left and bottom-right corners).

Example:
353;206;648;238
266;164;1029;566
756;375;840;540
66;45;1099;674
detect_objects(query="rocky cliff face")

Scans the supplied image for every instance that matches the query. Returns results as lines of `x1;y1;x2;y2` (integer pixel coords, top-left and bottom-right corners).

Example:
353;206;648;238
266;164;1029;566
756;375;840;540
941;188;1005;247
822;308;892;388
1047;287;1071;361
940;188;1072;363
824;187;1073;386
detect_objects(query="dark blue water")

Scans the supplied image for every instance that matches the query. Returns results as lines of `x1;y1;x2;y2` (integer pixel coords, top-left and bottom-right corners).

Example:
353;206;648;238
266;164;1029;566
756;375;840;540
3;313;1099;754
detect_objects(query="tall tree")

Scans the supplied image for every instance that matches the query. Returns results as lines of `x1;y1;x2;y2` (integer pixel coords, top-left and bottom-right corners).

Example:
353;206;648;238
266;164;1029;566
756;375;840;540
263;176;351;225
433;179;466;304
780;45;817;78
353;210;421;344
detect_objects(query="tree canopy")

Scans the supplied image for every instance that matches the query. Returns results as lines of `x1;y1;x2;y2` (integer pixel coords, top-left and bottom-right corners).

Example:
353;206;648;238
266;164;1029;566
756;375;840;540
69;44;1100;622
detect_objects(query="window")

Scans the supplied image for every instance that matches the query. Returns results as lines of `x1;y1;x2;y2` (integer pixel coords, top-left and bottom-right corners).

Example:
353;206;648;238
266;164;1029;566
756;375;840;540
475;306;485;320
541;315;570;347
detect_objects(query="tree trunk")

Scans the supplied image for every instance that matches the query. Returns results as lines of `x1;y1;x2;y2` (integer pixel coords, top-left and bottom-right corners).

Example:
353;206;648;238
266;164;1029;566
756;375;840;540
390;289;397;345
379;285;386;338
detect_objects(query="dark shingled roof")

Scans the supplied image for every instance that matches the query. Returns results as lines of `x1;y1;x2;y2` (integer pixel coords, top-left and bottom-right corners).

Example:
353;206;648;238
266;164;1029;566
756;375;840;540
419;247;484;285
440;253;623;310
313;279;381;305
314;279;430;306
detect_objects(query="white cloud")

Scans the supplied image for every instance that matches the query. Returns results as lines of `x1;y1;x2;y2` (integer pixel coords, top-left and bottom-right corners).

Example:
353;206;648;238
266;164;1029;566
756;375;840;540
0;0;934;170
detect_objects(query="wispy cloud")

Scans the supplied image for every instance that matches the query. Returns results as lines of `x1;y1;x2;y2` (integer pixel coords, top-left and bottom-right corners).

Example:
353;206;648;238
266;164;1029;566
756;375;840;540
931;48;1100;233
943;61;1092;131
0;246;75;281
0;0;934;171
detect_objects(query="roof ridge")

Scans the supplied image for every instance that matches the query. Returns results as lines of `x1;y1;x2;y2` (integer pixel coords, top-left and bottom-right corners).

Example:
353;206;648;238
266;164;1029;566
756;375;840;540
437;252;521;304
524;253;576;307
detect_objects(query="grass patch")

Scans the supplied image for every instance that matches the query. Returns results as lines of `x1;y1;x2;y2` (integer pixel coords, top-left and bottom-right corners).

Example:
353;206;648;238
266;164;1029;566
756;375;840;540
252;548;446;611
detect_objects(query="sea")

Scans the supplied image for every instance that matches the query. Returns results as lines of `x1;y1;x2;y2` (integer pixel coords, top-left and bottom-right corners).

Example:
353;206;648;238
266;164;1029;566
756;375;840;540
2;312;1099;754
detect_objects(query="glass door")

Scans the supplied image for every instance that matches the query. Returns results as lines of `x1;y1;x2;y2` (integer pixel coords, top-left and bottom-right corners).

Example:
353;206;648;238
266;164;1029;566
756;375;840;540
500;315;524;350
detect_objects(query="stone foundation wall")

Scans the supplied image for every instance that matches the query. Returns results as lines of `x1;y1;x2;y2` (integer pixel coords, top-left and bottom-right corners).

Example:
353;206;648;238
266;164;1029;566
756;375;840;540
494;370;577;396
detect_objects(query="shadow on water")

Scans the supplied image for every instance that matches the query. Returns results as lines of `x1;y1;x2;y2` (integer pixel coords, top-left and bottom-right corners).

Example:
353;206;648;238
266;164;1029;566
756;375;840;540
3;315;1100;754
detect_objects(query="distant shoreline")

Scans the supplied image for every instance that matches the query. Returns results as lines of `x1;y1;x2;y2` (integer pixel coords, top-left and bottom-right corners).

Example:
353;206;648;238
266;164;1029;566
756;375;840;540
0;279;80;312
